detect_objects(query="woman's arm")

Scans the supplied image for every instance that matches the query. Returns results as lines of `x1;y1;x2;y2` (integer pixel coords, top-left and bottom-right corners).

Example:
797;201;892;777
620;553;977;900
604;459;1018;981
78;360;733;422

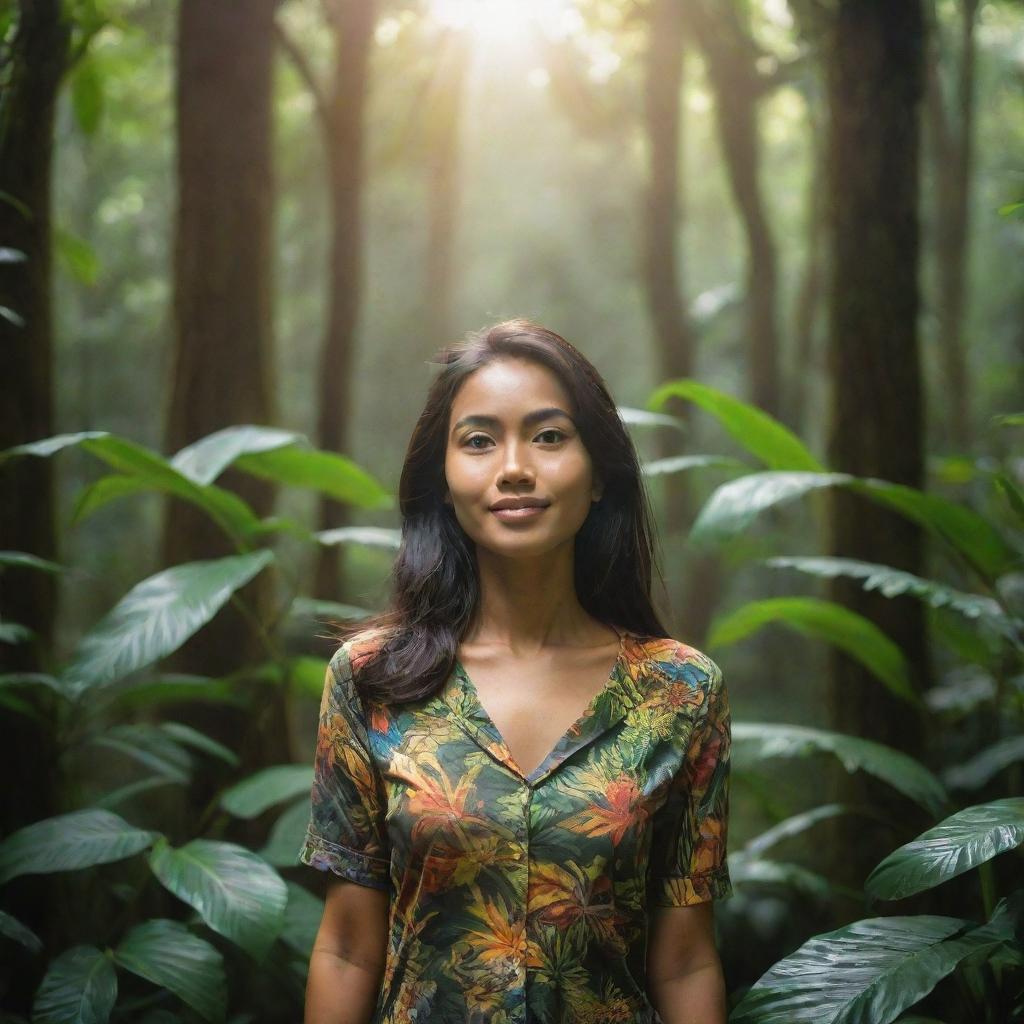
305;878;390;1024
646;902;728;1024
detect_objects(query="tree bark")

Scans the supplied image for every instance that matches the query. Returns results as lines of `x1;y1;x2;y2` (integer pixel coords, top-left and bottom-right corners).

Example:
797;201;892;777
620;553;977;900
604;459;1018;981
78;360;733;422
685;0;783;421
312;0;377;603
162;0;283;775
924;0;979;452
0;0;70;1003
823;0;932;914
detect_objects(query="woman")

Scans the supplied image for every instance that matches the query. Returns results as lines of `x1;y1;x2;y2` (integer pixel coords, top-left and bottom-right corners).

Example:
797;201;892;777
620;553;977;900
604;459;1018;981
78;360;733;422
301;319;732;1024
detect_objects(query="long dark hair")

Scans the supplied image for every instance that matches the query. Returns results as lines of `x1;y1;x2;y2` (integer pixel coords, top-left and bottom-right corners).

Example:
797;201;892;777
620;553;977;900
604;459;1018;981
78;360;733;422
331;318;671;705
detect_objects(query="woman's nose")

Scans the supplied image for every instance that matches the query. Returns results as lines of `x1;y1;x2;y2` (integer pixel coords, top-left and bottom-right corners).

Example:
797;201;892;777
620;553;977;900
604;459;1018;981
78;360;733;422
498;442;534;484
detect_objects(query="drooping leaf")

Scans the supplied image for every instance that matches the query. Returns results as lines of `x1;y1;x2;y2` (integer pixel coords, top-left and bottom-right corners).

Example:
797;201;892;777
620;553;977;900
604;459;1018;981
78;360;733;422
647;380;824;471
641;454;750;477
709;597;918;705
159;723;238;767
314;525;401;549
0;622;34;645
220;766;313;819
690;471;853;547
0;909;42;953
0;431;110;463
741;804;868;858
865;799;1024;901
0;672;66;695
60;551;274;697
88;724;193;783
235;445;392;509
0;551;65;574
0;809;157;885
258;800;310;868
943;736;1024;790
31;945;117;1024
732;723;948;817
763;556;1020;646
727;854;834;901
113;919;225;1023
279;882;324;960
148;839;287;960
169;425;302;485
729;915;989;1024
616;406;687;432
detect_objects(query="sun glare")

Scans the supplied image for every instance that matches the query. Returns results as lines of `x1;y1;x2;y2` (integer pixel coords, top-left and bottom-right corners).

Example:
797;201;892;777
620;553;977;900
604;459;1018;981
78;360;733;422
426;0;580;46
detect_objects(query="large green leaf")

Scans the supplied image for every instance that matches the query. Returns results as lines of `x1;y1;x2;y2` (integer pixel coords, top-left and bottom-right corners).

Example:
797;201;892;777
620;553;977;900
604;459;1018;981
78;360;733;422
314;525;402;549
646;380;824;471
236;446;391;509
0;909;42;953
148;838;287;960
59;551;274;697
764;556;1021;647
279;882;324;960
849;477;1016;582
87;724;193;784
616;406;687;432
113;919;225;1023
641;454;751;477
258;799;310;867
220;766;313;819
709;597;918;705
32;946;117;1024
741;804;868;858
944;736;1024;790
0;809;157;885
159;722;238;767
169;425;304;485
729;915;996;1024
107;674;245;713
727;854;834;901
865;799;1024;901
0;431;109;462
0;551;65;574
732;724;948;817
691;471;853;547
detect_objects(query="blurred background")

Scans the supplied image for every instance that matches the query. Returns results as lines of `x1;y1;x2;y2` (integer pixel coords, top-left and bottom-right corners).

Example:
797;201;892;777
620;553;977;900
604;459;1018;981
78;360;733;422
1;1;1023;1021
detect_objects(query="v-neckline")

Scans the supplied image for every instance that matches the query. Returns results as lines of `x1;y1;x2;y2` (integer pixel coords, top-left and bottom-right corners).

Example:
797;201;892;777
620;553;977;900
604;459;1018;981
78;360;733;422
452;626;630;783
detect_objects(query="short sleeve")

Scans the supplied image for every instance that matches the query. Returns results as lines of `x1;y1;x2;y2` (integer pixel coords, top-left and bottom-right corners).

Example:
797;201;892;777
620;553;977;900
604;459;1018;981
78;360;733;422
647;655;733;907
298;641;391;890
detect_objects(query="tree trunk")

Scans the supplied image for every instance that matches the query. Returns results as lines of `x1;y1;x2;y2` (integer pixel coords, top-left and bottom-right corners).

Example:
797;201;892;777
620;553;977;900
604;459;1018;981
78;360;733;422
924;0;979;453
313;0;377;603
0;0;70;1003
686;1;783;420
823;0;932;916
162;0;283;779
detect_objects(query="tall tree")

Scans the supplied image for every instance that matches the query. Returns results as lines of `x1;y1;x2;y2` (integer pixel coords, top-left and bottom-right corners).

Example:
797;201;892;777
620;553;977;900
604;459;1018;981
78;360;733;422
684;0;787;420
161;0;282;765
924;0;980;452
822;0;932;909
276;0;377;603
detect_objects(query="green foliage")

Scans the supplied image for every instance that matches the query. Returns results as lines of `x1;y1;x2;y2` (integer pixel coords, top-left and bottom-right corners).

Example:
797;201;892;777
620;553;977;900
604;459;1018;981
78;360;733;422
648;384;1024;1022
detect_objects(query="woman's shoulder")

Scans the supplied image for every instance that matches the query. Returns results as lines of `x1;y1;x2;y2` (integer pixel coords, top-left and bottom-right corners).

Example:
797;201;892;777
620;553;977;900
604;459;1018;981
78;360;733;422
332;626;393;678
628;632;723;691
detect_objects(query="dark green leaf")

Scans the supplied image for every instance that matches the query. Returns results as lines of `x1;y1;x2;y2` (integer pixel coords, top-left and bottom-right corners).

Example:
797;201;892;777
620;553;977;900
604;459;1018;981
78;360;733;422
220;766;313;819
866;799;1024;901
60;551;274;696
114;919;225;1023
148;839;287;960
32;945;116;1024
0;809;157;885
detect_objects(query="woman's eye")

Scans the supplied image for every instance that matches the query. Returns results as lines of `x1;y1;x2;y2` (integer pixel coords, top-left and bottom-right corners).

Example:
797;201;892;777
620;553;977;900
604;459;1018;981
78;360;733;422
464;435;492;450
536;429;565;444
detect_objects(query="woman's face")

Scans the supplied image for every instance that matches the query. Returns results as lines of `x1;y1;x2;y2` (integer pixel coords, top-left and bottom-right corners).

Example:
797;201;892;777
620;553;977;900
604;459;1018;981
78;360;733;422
443;357;603;560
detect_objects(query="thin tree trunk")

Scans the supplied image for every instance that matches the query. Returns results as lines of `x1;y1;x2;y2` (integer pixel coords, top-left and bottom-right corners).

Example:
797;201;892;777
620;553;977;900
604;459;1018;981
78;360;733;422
313;0;377;603
685;1;782;420
0;0;69;1003
823;0;932;915
162;0;283;781
924;0;979;452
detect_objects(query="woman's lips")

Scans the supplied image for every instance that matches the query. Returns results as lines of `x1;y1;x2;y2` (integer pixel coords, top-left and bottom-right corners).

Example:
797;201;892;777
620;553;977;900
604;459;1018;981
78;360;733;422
490;505;548;522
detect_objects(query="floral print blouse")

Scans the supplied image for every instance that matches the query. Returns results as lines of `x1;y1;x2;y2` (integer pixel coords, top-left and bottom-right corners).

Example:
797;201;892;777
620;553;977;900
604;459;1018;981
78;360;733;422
300;628;732;1024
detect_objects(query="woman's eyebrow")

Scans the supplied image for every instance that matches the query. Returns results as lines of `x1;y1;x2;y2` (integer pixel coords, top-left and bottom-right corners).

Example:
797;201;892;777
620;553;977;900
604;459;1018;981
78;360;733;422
452;407;574;433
